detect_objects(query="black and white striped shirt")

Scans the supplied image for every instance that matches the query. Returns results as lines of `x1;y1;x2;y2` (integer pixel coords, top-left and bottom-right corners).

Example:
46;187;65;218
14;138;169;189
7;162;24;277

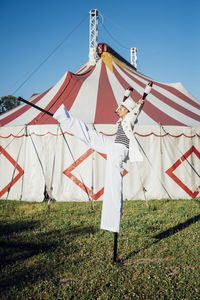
114;121;130;149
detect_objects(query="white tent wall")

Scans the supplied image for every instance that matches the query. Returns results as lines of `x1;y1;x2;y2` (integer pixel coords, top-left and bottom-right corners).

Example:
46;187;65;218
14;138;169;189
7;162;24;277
0;125;200;201
21;132;45;202
0;125;46;202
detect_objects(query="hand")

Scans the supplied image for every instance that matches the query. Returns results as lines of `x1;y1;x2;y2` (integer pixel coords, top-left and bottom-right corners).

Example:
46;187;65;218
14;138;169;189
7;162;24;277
137;98;145;105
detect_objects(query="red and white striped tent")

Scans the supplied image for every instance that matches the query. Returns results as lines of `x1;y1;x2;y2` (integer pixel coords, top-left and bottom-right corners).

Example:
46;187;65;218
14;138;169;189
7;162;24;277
0;43;200;201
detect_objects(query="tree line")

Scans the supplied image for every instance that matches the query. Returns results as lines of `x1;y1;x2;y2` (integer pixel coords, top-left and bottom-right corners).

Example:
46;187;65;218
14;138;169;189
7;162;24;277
0;95;21;114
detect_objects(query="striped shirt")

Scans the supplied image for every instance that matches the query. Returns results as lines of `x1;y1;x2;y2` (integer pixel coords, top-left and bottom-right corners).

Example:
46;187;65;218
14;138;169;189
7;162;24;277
114;121;130;149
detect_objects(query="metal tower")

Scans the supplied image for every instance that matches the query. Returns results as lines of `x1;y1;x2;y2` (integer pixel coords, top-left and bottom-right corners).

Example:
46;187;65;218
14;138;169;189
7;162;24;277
89;9;99;65
130;47;137;69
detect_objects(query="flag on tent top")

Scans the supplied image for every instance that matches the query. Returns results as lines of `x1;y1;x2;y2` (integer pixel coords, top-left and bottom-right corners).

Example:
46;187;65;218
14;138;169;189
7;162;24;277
0;43;200;127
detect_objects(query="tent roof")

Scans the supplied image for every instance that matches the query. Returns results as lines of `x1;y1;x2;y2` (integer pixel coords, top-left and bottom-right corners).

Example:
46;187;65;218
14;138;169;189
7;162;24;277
1;43;200;127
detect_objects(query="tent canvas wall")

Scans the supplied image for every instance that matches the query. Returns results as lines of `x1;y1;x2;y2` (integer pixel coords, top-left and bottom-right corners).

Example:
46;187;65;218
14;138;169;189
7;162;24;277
0;44;200;201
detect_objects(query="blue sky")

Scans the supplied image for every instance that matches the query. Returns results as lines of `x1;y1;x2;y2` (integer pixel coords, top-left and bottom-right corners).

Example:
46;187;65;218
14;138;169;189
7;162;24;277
1;0;200;101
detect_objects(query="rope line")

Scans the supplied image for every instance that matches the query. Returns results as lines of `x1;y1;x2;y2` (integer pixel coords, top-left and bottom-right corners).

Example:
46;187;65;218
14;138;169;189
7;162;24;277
28;127;46;178
27;126;53;201
135;135;172;199
102;24;130;50
135;161;150;208
11;14;88;96
48;124;59;206
20;125;28;200
59;124;92;203
102;13;134;43
161;124;200;179
5;130;24;201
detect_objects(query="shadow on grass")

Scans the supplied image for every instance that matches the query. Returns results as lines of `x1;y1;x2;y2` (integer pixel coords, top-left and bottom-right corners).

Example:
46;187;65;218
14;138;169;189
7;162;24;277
0;220;97;293
123;214;200;262
0;220;39;236
0;220;42;265
153;214;200;240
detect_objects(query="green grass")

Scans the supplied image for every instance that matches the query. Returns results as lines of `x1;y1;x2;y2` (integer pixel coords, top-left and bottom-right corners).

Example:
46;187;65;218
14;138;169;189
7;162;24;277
0;199;200;299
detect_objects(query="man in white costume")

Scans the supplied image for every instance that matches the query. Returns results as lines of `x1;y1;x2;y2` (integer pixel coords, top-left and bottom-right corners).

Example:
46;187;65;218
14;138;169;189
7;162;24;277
53;95;144;233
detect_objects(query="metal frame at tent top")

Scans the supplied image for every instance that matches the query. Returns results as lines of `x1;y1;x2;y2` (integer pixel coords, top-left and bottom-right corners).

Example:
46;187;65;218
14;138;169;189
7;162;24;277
89;9;99;65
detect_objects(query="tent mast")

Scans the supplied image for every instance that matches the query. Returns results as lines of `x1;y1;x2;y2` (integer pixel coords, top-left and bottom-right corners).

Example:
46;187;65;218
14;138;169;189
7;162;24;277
130;47;137;70
89;9;99;65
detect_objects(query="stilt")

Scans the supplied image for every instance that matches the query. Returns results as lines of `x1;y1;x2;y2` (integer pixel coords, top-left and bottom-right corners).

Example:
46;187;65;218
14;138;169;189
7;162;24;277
113;232;118;263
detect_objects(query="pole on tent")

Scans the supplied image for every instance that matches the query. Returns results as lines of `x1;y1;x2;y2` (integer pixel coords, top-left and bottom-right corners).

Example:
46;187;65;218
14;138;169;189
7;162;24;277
18;97;53;116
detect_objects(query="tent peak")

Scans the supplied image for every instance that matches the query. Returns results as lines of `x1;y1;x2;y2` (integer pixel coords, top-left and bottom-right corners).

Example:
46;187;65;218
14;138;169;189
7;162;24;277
97;43;136;71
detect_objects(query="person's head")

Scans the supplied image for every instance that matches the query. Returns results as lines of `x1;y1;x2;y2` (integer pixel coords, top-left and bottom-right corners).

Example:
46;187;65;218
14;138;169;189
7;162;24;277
116;105;129;119
116;98;135;118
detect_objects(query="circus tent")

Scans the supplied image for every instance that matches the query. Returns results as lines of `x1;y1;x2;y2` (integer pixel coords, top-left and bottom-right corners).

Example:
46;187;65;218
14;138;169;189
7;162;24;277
0;43;200;202
1;44;199;127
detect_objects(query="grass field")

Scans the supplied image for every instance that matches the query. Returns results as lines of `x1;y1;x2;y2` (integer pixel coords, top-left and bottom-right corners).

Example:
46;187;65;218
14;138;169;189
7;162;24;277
0;199;200;299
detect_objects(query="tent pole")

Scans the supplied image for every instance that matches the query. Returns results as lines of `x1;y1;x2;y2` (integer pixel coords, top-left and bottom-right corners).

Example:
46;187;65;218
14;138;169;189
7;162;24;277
113;232;118;263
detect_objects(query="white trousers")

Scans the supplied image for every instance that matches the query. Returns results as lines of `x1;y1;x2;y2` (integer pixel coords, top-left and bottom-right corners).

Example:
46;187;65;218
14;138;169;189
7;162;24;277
53;105;129;232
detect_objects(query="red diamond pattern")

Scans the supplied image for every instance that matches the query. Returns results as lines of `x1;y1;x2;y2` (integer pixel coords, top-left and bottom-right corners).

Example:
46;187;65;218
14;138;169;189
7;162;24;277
63;148;128;200
0;146;24;198
165;146;200;198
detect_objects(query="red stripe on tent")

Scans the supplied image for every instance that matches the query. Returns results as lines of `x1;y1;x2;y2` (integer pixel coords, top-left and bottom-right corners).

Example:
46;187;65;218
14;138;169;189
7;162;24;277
152;89;200;122
95;62;118;124
121;67;200;122
113;65;186;126
75;65;87;74
155;82;200;110
0;89;50;126
29;72;72;125
128;68;200;110
29;66;95;125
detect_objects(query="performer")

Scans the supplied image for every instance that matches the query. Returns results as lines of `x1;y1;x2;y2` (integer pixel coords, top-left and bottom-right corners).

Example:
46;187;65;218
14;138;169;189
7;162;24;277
53;93;144;233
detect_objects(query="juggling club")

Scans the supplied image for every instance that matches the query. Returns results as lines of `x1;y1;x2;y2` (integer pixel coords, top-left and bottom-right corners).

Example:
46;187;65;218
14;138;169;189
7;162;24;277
123;86;134;101
115;86;134;112
142;81;153;100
